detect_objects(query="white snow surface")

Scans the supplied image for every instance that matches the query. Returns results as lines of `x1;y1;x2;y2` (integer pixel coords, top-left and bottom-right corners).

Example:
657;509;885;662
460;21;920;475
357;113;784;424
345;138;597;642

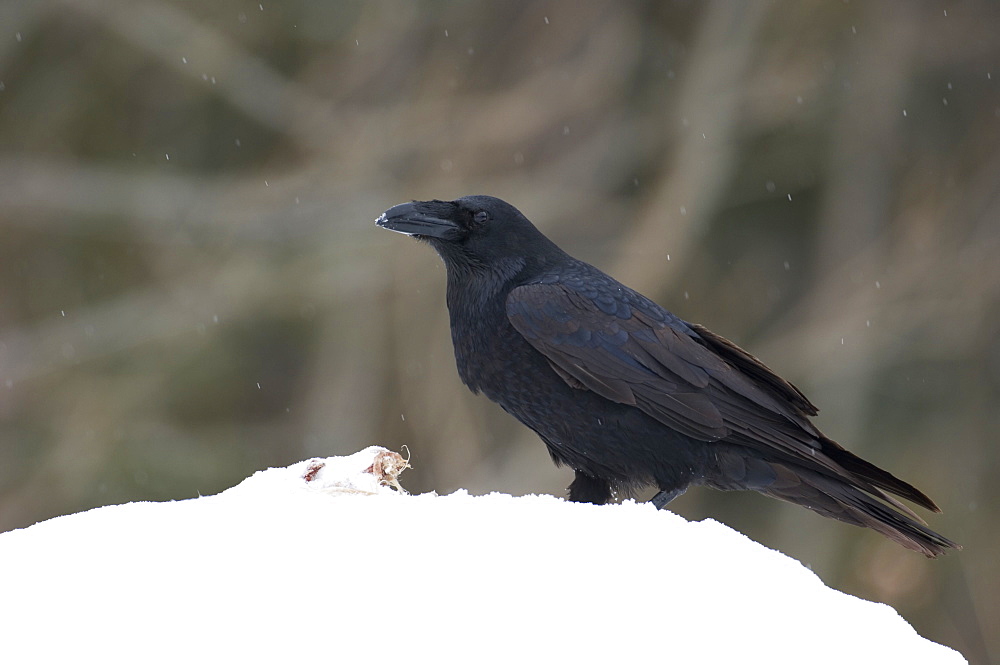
0;446;964;664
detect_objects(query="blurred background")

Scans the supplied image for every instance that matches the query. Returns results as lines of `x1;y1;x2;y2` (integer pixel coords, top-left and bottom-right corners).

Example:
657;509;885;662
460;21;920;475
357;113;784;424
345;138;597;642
0;0;997;660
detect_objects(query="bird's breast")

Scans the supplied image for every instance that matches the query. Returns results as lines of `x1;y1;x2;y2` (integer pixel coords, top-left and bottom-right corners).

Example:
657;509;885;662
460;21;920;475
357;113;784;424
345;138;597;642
445;278;569;428
450;310;542;395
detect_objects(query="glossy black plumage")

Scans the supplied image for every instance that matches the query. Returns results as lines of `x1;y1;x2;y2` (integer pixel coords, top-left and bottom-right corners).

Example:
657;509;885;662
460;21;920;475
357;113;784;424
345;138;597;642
376;195;959;557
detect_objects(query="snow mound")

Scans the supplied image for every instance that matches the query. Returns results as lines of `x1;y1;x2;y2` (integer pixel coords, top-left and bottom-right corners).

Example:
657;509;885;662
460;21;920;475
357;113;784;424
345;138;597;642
0;446;964;664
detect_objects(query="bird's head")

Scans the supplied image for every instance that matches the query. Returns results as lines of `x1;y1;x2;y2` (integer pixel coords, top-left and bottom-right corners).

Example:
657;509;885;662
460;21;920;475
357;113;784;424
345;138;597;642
376;195;560;275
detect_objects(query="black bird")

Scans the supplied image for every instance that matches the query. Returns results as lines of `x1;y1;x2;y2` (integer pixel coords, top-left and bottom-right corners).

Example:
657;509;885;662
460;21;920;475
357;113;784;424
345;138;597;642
376;195;959;557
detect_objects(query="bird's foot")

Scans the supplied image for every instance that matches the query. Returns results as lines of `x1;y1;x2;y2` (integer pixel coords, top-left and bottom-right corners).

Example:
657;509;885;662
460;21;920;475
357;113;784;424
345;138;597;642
650;487;686;510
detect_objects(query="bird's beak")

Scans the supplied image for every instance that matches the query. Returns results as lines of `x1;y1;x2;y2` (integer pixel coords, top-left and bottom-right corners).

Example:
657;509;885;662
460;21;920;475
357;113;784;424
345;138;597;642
376;201;458;239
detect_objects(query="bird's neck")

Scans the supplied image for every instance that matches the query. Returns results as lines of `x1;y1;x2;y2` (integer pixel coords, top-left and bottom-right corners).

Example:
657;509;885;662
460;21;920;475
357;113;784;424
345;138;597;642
444;256;526;312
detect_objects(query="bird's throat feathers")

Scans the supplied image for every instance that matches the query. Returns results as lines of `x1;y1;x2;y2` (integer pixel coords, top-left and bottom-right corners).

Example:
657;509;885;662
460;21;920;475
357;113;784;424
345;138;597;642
445;255;527;315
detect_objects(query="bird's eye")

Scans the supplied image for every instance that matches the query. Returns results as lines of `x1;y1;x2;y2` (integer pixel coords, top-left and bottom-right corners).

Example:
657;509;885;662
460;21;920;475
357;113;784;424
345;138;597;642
473;211;489;224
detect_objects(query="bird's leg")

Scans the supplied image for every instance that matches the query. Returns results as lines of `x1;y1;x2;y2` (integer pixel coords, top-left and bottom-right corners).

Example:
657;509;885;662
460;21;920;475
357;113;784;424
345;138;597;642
568;471;613;505
650;487;687;510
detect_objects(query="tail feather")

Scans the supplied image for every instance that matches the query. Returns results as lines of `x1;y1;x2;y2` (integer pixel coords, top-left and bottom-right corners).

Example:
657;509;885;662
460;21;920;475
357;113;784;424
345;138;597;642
763;464;960;558
819;437;941;513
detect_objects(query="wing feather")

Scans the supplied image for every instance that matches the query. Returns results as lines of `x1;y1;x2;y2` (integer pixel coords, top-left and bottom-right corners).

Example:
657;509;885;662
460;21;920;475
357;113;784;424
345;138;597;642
507;282;825;457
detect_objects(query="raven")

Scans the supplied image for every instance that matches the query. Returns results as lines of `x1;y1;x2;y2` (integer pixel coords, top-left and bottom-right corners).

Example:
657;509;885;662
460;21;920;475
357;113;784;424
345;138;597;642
376;195;959;557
